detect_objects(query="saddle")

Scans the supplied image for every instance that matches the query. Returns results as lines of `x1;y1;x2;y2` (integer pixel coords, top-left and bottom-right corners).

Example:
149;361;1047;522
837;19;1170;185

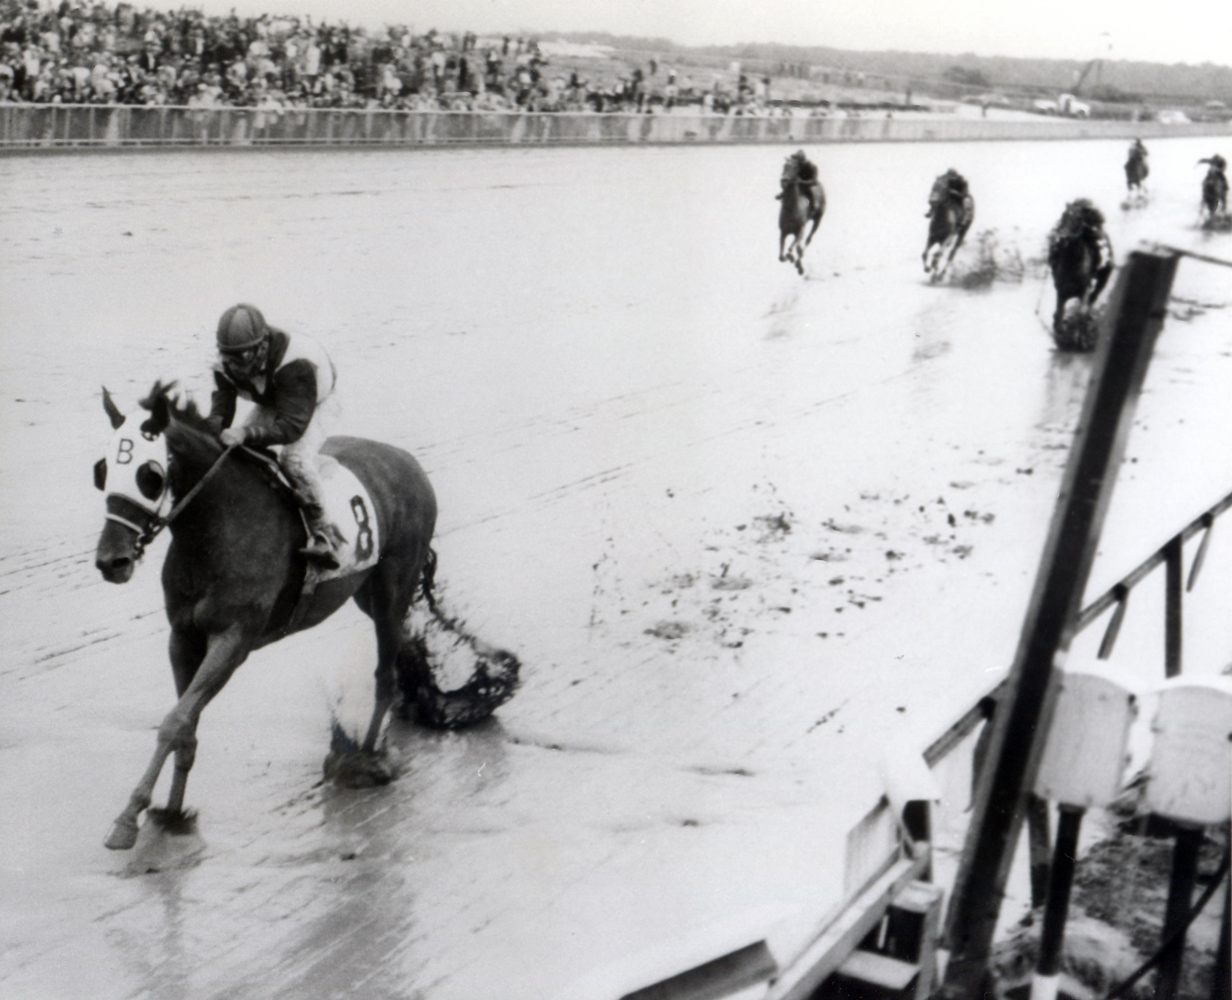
237;445;381;583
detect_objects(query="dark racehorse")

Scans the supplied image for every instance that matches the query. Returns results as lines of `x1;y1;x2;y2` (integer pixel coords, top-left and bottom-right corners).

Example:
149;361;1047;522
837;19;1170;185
1200;159;1229;221
778;155;825;275
1124;145;1148;195
94;382;518;850
923;175;975;281
1048;209;1113;346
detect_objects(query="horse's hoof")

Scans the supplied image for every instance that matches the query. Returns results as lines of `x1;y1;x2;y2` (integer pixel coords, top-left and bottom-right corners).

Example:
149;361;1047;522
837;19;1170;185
323;748;395;789
104;817;139;851
148;808;198;836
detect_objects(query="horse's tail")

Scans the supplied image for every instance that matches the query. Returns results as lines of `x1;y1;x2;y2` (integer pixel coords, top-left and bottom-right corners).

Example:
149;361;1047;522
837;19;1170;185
419;545;440;616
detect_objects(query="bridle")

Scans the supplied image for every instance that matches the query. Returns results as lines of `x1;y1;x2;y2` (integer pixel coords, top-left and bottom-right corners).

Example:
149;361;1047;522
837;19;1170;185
108;444;238;559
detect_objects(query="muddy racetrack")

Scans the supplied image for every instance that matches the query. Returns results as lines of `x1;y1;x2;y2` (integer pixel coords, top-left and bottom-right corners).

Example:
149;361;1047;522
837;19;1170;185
1;137;1230;999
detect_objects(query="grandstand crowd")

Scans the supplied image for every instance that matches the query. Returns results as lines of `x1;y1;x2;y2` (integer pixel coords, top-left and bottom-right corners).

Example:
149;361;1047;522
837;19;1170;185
0;0;775;111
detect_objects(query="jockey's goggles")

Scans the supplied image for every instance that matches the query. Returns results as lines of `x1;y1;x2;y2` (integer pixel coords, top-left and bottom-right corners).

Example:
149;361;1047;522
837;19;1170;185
221;343;265;366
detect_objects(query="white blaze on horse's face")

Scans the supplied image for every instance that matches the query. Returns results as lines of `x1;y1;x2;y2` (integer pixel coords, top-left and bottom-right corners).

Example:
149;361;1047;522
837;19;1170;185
96;415;171;522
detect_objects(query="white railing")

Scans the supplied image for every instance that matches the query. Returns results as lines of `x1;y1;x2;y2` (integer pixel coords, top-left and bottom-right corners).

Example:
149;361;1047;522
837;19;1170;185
2;104;1230;149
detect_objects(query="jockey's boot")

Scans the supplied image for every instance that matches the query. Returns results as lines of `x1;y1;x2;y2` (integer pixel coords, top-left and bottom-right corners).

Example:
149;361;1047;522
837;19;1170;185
301;506;345;570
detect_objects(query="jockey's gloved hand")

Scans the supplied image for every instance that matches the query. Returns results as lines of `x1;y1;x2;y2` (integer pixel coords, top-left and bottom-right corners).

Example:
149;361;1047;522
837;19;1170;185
220;427;247;448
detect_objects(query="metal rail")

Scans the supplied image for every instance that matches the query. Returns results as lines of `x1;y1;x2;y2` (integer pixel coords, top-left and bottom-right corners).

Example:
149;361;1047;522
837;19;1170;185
1076;490;1232;675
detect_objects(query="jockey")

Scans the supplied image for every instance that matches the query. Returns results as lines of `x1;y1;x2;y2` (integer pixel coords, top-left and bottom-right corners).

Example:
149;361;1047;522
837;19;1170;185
927;168;969;217
1200;154;1228;185
778;149;823;217
207;304;345;569
1201;154;1227;173
1049;199;1112;274
1127;137;1148;163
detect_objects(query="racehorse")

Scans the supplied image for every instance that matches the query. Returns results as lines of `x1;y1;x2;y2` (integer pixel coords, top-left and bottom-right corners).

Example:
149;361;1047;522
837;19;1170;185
778;155;826;275
1200;159;1229;221
94;381;518;850
1124;146;1148;195
922;174;975;281
1047;206;1113;346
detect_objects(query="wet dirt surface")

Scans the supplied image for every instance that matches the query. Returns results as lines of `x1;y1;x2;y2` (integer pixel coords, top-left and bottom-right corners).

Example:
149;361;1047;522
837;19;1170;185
1;138;1230;999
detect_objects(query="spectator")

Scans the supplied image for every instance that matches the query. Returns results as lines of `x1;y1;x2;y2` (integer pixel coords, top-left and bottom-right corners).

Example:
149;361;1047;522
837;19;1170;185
0;0;720;113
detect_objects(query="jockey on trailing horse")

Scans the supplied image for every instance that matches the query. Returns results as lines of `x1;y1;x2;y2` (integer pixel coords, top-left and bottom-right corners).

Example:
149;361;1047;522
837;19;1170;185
1048;199;1112;278
926;168;969;218
207;303;346;569
779;149;823;219
1199;154;1229;216
1124;138;1148;190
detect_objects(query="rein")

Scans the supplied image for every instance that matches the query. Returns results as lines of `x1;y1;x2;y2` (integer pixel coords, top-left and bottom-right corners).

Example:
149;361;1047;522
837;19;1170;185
116;443;238;557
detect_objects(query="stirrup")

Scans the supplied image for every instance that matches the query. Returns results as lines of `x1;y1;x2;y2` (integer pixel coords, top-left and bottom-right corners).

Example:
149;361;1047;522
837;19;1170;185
301;531;342;570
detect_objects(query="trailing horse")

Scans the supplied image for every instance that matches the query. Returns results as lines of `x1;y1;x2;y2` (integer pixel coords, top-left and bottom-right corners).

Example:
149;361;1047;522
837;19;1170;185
93;382;518;850
1124;145;1148;196
1199;157;1229;223
778;152;826;275
922;173;975;282
1047;200;1113;351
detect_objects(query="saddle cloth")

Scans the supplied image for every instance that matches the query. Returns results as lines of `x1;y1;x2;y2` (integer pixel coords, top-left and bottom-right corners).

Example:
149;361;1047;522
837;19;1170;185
307;455;381;582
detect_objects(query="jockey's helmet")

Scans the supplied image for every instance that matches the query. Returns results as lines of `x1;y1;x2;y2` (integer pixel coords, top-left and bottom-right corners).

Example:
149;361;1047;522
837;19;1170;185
217;303;268;352
216;303;269;379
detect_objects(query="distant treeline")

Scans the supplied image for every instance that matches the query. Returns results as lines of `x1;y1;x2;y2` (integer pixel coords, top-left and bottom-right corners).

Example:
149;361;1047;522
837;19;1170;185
554;33;1232;104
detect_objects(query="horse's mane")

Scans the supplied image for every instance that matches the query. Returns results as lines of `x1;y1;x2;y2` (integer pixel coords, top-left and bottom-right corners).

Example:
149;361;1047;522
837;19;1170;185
138;380;219;447
138;380;289;502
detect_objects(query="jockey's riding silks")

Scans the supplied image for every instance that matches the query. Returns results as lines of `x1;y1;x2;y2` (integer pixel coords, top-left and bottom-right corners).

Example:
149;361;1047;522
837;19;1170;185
209;327;335;446
208;304;344;568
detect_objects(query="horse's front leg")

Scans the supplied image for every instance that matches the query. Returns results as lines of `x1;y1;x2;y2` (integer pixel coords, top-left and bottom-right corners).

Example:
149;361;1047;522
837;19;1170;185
1090;265;1113;304
803;214;822;248
779;230;790;263
164;626;207;815
105;624;251;850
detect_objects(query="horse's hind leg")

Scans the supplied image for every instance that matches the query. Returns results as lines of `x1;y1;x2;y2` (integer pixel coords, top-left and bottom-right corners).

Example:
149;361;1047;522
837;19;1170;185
357;571;411;755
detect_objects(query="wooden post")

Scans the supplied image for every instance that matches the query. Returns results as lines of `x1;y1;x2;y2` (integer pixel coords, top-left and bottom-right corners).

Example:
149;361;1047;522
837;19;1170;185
1164;535;1183;677
939;250;1179;997
1026;795;1052;909
1030;805;1085;1000
1157;825;1203;999
1212;863;1230;1000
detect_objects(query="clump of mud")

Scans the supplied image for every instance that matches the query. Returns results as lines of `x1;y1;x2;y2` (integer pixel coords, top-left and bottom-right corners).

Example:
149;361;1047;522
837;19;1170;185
394;601;521;729
1053;303;1103;353
948;229;1026;289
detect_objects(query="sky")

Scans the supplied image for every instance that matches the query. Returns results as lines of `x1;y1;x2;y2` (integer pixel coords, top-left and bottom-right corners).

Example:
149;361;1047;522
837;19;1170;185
181;0;1232;67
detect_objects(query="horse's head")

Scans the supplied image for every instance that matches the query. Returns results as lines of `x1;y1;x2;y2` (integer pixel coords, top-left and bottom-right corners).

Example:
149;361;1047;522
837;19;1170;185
928;173;950;205
93;382;176;583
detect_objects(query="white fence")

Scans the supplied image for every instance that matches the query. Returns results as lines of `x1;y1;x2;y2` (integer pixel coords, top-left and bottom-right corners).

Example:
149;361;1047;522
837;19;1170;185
2;104;1230;149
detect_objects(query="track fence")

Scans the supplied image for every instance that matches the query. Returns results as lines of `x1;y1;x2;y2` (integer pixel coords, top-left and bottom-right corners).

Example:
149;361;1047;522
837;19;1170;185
2;104;1230;150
